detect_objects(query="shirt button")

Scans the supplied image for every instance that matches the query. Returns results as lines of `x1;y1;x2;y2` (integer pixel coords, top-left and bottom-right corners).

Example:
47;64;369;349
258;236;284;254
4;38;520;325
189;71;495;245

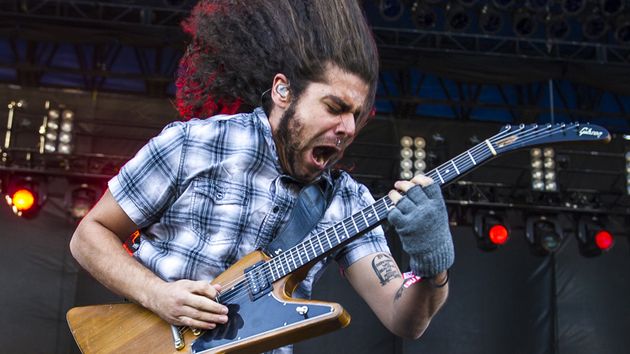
272;206;280;213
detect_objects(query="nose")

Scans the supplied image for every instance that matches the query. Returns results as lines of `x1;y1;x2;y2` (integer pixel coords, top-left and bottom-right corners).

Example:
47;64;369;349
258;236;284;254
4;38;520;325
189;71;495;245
335;112;356;139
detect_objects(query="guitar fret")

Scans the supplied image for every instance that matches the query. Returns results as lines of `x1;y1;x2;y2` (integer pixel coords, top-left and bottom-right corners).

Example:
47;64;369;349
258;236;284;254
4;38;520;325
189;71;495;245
361;210;369;227
467;150;477;165
289;253;297;270
333;226;341;243
340;221;350;239
351;216;359;232
451;160;460;175
316;234;324;252
435;168;445;184
309;238;316;256
296;246;304;264
303;243;311;262
324;229;333;249
270;260;278;279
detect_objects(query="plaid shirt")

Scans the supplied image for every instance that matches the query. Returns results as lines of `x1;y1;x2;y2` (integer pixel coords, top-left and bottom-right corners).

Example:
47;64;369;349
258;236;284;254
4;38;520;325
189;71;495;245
109;107;388;300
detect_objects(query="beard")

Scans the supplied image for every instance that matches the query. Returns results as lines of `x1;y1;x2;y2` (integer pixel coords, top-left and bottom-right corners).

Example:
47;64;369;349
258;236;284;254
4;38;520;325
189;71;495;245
274;102;307;180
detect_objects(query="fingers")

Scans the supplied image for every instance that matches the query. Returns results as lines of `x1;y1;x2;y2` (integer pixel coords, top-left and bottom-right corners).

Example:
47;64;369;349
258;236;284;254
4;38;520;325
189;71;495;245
154;279;230;330
388;174;435;205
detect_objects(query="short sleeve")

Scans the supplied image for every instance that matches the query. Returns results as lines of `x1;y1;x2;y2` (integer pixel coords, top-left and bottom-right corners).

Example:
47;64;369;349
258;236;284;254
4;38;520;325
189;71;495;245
108;121;187;228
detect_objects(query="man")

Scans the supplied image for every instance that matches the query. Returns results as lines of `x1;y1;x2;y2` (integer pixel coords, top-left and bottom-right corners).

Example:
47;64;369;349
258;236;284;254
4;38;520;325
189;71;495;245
69;0;454;352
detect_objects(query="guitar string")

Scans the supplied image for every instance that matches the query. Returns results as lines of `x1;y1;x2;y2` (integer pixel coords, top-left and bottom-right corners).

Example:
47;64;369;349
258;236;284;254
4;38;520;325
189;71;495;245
211;123;576;304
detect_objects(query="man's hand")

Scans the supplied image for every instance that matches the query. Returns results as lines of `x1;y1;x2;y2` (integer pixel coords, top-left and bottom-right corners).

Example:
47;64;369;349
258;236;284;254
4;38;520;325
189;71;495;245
387;174;454;277
146;279;229;330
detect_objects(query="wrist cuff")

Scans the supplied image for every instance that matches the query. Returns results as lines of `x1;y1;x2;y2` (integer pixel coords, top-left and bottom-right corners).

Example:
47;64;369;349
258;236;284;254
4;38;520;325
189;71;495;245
409;241;454;277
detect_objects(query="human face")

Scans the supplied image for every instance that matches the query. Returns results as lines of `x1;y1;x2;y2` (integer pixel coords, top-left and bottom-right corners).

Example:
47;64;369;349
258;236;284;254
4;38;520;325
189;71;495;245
270;65;369;183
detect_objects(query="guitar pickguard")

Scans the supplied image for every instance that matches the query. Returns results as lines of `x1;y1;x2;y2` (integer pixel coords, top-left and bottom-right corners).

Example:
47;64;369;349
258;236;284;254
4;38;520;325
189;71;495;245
191;291;336;353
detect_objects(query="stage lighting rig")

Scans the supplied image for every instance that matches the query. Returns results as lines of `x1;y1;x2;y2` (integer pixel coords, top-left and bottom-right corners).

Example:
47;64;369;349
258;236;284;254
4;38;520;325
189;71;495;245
40;102;74;155
614;16;630;44
411;2;438;29
479;4;504;34
473;210;510;251
583;12;608;40
577;216;615;257
446;3;471;31
379;0;405;21
4;176;46;218
65;183;102;220
525;215;564;256
513;8;538;36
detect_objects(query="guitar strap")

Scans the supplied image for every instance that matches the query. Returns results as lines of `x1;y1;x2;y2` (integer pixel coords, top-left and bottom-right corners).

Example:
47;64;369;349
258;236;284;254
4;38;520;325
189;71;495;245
264;178;333;257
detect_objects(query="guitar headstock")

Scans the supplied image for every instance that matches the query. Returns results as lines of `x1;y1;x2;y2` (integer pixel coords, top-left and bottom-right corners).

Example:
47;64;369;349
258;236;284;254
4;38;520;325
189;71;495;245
491;122;611;154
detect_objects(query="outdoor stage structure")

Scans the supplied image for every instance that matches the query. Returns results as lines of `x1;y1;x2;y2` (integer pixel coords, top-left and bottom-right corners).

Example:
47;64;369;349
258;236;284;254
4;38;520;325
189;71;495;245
0;1;628;354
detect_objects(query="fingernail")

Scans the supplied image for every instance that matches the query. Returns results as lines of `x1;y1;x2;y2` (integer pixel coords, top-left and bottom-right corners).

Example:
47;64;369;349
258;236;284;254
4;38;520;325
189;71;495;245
221;315;229;323
223;306;229;314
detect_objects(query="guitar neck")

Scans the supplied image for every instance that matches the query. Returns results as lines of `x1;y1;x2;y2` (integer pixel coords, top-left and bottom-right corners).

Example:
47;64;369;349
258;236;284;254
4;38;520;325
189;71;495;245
262;122;610;281
264;137;501;281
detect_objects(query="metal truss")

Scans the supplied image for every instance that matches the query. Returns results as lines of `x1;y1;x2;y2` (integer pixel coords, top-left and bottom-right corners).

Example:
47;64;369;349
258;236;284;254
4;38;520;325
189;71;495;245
372;26;630;68
376;70;630;131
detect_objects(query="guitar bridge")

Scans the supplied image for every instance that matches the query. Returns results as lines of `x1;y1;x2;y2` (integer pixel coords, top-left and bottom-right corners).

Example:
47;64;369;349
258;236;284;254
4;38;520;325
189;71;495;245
244;261;272;301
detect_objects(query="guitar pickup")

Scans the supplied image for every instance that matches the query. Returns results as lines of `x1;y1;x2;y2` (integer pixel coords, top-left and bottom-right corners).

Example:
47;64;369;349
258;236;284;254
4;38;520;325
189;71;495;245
244;261;272;301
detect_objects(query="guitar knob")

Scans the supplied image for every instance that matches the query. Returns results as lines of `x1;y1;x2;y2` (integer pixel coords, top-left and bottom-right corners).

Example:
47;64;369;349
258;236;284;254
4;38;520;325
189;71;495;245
296;306;309;316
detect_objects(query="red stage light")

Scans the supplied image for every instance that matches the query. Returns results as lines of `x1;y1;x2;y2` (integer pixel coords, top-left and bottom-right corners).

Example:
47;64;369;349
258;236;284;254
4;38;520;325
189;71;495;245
594;230;614;250
12;188;36;211
488;224;509;245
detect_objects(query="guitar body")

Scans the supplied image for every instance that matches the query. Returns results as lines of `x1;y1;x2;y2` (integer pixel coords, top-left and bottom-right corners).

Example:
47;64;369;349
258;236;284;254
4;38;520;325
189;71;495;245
67;251;350;354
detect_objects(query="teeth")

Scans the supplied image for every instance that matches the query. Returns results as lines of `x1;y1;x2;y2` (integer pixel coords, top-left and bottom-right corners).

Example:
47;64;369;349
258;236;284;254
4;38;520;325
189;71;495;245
315;154;324;165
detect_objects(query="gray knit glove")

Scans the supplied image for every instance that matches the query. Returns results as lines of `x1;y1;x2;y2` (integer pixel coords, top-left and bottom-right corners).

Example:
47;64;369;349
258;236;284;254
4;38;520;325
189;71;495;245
387;183;454;277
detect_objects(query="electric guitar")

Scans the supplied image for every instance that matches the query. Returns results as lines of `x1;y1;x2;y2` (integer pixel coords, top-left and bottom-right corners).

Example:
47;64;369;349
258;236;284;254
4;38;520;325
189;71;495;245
67;122;610;354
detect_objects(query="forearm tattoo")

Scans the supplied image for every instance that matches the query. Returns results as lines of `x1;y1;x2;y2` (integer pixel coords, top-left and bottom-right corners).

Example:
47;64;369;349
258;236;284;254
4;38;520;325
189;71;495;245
371;253;401;286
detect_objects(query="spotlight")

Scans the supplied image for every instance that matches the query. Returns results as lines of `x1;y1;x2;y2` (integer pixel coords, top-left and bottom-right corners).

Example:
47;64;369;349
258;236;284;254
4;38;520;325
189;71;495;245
531;147;557;192
526;215;563;256
446;3;471;31
614;16;630;44
599;0;624;17
379;0;405;21
583;13;608;40
577;216;614;257
40;105;74;154
65;183;102;220
561;0;587;16
547;18;571;39
5;177;45;218
513;9;538;36
399;135;427;179
411;2;438;29
474;210;510;251
479;5;504;34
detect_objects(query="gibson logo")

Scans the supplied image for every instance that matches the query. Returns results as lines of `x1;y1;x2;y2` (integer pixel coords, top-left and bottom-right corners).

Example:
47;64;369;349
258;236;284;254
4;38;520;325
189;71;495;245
579;127;603;138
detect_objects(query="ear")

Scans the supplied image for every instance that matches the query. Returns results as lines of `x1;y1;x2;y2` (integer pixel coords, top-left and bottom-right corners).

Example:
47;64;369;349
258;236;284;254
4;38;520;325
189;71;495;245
271;73;291;108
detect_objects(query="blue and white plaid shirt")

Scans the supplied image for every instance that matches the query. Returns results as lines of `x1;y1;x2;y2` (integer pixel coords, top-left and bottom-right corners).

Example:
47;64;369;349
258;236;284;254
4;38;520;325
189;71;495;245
109;107;388;301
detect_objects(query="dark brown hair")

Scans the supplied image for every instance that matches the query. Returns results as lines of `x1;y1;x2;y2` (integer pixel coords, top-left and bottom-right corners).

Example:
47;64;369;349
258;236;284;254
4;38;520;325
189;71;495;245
177;0;379;129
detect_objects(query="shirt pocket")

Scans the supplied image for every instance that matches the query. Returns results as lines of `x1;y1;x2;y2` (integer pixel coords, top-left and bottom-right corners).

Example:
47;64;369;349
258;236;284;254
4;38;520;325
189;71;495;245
190;175;247;243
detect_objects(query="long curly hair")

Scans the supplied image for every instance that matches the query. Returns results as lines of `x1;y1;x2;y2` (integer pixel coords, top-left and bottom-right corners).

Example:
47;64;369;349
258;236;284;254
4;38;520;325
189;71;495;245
176;0;379;129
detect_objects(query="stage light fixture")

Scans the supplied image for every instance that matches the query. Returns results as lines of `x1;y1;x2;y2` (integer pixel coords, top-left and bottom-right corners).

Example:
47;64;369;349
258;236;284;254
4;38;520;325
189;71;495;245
411;2;438;29
480;5;504;34
457;0;479;7
531;147;557;192
5;177;45;218
547;18;571;39
526;215;564;256
614;16;630;44
474;210;510;251
66;183;101;220
599;0;624;17
583;13;608;39
577;216;615;257
400;135;427;179
446;3;471;31
561;0;587;16
513;8;538;36
40;104;74;154
379;0;405;21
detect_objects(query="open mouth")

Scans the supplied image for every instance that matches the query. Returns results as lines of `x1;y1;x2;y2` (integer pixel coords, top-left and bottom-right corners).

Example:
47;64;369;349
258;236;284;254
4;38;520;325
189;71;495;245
312;145;339;168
